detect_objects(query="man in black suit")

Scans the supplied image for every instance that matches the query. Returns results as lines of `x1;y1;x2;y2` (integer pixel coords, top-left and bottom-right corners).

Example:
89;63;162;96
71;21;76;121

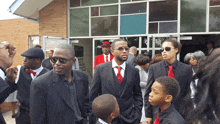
144;39;193;124
90;39;143;124
42;50;54;70
30;43;89;124
10;47;49;124
126;46;137;67
0;41;17;124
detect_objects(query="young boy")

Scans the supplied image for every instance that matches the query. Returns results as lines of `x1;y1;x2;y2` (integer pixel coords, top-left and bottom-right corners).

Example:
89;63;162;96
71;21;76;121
92;94;120;124
148;76;186;124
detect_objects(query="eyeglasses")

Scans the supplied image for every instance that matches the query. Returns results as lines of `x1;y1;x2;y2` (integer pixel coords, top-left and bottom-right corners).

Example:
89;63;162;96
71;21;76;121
113;47;129;51
50;57;73;64
160;47;174;52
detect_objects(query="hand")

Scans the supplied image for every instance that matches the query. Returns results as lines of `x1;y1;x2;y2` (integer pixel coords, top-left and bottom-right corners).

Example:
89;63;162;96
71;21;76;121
6;66;18;83
0;41;16;69
145;118;152;124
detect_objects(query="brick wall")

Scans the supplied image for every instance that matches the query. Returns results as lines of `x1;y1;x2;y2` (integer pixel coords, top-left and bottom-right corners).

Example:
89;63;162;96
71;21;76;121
39;0;67;41
0;18;39;67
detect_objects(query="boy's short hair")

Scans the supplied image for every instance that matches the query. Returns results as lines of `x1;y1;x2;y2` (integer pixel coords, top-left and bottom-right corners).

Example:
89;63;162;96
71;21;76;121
156;76;180;101
92;94;117;121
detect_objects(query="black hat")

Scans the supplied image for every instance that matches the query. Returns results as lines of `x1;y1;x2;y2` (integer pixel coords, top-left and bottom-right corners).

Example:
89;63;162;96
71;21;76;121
21;47;44;60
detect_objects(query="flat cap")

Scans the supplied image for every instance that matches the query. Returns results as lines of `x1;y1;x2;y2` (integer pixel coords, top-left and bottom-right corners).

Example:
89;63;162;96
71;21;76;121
21;47;44;60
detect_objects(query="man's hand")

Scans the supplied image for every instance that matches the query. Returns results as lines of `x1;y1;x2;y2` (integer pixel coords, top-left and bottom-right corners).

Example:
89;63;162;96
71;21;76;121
0;41;16;58
6;66;18;83
145;118;152;124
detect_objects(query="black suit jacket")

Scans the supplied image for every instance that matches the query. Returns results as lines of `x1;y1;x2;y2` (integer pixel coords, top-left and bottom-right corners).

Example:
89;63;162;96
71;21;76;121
90;62;143;124
144;60;193;118
30;70;89;124
126;53;136;67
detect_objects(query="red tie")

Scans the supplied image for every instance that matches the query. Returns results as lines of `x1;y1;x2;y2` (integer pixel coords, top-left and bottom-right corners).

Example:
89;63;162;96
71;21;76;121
116;66;123;84
168;65;175;78
154;113;159;124
27;69;36;76
106;56;109;62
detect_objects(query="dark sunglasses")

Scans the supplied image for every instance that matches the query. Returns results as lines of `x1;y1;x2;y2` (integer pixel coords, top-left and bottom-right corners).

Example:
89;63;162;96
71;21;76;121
160;47;173;52
114;47;129;51
50;57;73;64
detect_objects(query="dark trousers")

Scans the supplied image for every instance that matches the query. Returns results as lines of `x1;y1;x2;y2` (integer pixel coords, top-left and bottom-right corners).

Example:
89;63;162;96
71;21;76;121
15;107;30;124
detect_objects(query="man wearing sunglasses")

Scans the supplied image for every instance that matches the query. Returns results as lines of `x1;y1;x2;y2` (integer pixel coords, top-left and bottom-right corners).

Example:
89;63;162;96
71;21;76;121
144;39;193;124
94;41;114;69
90;39;143;124
6;47;49;124
30;44;89;124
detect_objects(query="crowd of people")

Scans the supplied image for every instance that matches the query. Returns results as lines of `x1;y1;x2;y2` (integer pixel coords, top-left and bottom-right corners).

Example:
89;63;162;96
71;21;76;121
0;39;219;124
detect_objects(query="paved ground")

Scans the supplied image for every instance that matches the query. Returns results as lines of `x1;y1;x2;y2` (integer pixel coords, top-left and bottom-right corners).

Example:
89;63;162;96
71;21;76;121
3;110;15;124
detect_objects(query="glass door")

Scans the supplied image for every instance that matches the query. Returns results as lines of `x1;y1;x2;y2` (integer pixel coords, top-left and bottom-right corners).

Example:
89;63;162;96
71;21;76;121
92;38;119;71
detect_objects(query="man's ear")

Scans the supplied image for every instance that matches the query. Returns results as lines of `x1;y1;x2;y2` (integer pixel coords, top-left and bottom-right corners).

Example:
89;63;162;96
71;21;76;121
111;49;114;56
72;57;76;63
165;95;173;103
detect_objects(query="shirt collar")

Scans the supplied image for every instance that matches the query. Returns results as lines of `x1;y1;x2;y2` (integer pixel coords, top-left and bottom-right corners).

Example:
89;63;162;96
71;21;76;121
0;67;6;80
103;54;110;57
112;58;126;70
30;66;43;73
164;60;178;69
98;118;108;124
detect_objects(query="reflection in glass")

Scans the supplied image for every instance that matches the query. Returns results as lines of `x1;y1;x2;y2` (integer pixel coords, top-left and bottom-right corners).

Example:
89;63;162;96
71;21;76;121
121;3;146;14
149;23;158;34
210;7;220;32
149;0;177;21
159;22;177;33
91;7;99;16
180;0;206;32
70;0;80;7
91;16;118;36
121;0;130;2
121;14;146;35
82;0;118;6
121;37;139;47
155;38;164;48
150;37;153;47
70;8;89;36
142;37;148;48
210;0;220;6
100;6;118;16
155;50;161;55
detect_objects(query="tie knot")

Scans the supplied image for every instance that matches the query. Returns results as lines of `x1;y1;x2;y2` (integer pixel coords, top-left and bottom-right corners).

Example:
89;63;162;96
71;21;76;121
116;66;122;71
168;65;173;69
27;69;36;76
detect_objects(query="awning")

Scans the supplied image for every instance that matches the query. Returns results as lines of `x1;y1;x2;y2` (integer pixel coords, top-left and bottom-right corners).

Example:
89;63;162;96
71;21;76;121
8;0;52;20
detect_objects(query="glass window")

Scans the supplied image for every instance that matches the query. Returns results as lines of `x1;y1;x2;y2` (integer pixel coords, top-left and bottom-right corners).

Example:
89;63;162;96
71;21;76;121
209;7;220;32
100;5;118;16
149;37;153;47
29;36;39;48
70;0;80;7
133;0;146;1
82;0;118;6
70;8;89;36
210;0;220;6
120;14;146;35
159;22;177;33
121;37;139;48
142;36;148;48
91;7;99;16
149;0;177;21
155;50;161;54
121;0;130;2
149;23;158;34
91;16;118;36
180;0;206;32
121;3;146;15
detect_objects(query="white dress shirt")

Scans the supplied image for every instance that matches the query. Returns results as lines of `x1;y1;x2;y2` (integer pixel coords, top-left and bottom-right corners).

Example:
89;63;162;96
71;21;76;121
98;118;109;124
0;68;6;80
112;58;126;78
104;54;111;62
29;66;44;79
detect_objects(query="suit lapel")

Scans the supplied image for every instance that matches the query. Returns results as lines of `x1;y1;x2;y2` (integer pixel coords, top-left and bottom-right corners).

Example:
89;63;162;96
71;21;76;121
104;62;120;97
52;71;75;111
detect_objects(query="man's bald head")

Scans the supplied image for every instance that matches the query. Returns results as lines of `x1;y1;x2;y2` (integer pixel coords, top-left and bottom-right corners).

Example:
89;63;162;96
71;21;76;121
129;46;137;56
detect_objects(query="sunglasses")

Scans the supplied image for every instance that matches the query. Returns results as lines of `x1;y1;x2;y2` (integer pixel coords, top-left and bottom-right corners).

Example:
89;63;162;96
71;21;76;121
114;47;129;51
160;47;173;52
50;57;73;64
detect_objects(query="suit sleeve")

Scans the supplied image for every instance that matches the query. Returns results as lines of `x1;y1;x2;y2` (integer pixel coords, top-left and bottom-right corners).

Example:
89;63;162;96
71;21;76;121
82;74;89;118
133;69;143;116
0;78;17;104
30;79;47;124
89;65;102;123
144;65;154;118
